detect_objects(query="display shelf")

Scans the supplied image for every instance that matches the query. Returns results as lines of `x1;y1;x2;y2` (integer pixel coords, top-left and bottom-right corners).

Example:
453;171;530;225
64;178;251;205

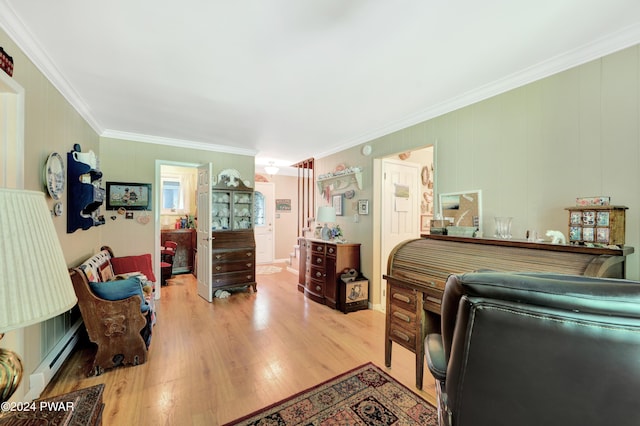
67;147;105;233
316;169;363;194
211;180;254;231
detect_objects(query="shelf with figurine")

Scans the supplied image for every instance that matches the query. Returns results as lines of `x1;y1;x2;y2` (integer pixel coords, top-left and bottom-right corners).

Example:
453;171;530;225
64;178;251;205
67;144;105;233
316;165;363;198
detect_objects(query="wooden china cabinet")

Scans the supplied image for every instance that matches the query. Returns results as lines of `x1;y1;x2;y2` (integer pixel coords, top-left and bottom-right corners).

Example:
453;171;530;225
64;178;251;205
210;178;257;292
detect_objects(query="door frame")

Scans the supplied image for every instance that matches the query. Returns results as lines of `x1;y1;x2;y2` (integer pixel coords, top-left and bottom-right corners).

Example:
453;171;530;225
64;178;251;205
254;181;275;264
372;142;437;312
154;160;201;300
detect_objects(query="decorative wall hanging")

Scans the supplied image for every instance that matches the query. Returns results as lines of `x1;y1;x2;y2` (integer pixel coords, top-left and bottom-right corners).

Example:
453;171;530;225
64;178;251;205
105;182;152;211
276;199;291;211
67;145;105;233
332;194;343;216
358;200;369;215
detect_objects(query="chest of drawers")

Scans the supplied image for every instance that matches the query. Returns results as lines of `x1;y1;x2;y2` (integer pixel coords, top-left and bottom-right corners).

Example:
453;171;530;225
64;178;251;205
298;238;360;309
211;230;256;292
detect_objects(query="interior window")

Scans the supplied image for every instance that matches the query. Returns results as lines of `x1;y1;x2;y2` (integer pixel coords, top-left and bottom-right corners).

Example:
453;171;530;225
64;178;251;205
254;191;265;226
161;174;191;214
162;179;182;211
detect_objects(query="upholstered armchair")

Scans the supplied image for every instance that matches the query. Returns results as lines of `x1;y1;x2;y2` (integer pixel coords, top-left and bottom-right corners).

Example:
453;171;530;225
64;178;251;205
425;271;640;426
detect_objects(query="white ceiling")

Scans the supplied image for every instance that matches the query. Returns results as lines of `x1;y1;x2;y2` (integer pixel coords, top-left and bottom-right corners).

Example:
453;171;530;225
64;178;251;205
2;1;640;174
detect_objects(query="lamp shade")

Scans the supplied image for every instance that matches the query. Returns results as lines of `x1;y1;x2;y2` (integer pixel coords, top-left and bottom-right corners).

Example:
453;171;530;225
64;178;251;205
0;188;77;333
317;206;336;223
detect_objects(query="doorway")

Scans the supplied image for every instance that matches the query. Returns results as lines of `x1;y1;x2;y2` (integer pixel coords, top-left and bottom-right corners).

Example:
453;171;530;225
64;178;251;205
254;182;275;264
154;161;200;299
374;145;435;312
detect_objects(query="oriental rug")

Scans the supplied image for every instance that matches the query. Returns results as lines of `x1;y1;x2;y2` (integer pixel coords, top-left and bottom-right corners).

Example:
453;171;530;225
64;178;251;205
224;363;437;425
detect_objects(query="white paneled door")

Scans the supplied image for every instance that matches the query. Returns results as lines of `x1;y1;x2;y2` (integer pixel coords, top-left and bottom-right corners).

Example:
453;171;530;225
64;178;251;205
196;163;213;302
254;182;275;264
380;158;420;311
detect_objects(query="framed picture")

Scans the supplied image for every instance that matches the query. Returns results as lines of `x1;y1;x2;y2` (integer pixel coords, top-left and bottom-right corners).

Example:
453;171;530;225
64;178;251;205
332;194;343;216
276;199;291;211
106;181;152;210
421;215;432;232
358;200;369;215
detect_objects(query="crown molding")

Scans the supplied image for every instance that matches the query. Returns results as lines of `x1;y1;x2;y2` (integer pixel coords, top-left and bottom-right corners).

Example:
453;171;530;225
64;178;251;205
100;130;258;156
315;23;640;160
0;1;104;134
2;1;639;159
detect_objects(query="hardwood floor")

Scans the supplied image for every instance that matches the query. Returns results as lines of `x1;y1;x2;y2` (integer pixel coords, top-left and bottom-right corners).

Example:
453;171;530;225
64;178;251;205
42;265;436;425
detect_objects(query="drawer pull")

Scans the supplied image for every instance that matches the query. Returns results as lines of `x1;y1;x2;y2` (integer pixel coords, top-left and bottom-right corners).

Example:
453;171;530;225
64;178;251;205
316;246;322;251
392;311;411;323
316;285;322;291
215;254;222;259
247;275;253;280
392;329;411;342
328;247;334;254
215;266;222;271
246;263;253;267
246;252;252;257
316;258;323;264
315;271;322;278
392;293;411;304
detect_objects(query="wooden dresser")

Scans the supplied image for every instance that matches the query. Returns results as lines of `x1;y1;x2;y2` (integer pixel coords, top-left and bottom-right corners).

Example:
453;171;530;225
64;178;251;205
298;237;360;309
384;234;634;389
211;230;256;292
161;229;196;274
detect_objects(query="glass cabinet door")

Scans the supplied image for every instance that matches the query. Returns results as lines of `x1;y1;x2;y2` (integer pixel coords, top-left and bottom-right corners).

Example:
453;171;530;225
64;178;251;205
233;191;253;230
212;190;231;230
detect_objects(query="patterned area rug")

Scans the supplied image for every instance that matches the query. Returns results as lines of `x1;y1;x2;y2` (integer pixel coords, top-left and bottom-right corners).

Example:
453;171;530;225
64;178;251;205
223;363;437;425
256;265;283;274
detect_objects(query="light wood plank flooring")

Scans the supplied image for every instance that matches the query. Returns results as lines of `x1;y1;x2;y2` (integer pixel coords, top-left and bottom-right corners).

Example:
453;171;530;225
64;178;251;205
42;264;436;425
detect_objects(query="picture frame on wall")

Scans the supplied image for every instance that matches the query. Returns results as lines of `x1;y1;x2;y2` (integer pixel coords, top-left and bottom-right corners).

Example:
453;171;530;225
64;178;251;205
358;199;369;215
421;215;432;232
106;181;152;210
332;194;343;216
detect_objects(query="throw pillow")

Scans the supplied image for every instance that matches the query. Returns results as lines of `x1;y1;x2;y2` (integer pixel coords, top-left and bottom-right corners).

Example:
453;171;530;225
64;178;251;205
98;262;114;282
89;276;150;312
110;253;157;282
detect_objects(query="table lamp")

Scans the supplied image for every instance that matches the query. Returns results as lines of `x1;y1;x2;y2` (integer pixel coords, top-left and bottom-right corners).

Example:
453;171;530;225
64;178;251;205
0;188;77;403
317;206;337;241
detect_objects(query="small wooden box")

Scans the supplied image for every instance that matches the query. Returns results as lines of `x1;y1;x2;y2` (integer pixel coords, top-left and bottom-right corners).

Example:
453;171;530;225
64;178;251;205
338;278;369;313
565;205;627;248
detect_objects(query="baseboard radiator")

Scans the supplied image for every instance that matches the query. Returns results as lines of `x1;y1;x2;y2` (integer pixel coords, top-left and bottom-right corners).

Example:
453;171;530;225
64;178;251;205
24;318;83;401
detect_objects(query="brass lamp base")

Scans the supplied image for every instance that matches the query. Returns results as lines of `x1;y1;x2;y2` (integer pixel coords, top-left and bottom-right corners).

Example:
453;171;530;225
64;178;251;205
0;334;24;403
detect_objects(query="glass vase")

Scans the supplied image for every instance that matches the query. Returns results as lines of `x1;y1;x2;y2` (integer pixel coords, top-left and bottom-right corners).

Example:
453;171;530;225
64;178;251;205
494;217;513;239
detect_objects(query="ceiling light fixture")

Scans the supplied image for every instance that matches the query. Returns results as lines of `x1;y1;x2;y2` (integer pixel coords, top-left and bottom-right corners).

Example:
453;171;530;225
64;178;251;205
264;162;279;176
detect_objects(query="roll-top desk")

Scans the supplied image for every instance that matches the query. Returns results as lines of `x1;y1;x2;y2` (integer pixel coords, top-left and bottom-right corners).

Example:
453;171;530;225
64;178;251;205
384;234;634;389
